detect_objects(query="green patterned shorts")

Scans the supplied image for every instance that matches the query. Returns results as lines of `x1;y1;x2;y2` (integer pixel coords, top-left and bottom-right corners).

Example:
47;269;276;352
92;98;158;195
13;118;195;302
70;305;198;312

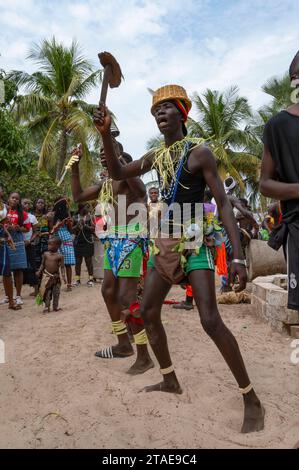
148;244;214;273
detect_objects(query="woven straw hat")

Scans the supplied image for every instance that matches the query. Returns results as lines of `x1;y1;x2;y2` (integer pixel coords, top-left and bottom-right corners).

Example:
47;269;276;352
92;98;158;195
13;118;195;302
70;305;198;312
151;84;192;115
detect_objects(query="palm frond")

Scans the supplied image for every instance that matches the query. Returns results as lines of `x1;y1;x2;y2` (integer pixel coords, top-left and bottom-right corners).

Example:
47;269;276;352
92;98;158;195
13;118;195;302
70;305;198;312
38;116;60;169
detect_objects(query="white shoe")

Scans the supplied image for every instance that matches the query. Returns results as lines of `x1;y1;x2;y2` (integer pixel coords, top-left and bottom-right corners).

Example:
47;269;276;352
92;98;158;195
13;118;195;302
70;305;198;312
87;280;94;287
15;296;23;305
0;296;9;305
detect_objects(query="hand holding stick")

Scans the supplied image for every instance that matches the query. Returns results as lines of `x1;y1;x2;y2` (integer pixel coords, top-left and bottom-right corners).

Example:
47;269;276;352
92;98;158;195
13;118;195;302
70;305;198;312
57;143;82;187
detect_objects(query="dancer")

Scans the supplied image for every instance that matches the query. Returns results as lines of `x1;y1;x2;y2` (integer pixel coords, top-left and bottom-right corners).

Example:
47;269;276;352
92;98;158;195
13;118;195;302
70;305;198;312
94;84;264;433
71;144;154;375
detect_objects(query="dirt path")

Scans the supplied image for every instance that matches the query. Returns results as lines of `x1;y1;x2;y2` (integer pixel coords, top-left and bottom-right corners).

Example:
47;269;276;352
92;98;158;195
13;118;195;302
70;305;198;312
0;279;298;449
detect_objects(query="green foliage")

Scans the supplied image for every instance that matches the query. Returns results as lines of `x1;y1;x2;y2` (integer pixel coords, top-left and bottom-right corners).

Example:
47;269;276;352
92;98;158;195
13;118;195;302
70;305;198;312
9;37;102;182
261;73;293;112
0;108;34;173
0;165;62;204
188;86;260;190
0;69;18;108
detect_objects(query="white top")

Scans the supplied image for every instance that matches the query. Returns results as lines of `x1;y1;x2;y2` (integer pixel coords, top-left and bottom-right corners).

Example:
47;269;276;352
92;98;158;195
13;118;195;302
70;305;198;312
23;213;38;242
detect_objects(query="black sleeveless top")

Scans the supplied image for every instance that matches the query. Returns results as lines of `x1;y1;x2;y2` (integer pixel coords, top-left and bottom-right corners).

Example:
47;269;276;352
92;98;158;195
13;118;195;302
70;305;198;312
159;149;206;233
263;111;299;216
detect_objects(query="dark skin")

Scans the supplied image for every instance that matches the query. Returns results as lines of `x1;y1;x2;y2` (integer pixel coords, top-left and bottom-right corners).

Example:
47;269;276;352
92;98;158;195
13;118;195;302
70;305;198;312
236;200;259;241
50;199;73;290
0;188;19;310
262;202;281;233
94;100;264;433
72;205;95;279
22;199;39;296
35;199;50;236
148;188;159;204
7;193;29;299
71;145;154;375
22;199;38;245
260;58;299;199
36;238;66;312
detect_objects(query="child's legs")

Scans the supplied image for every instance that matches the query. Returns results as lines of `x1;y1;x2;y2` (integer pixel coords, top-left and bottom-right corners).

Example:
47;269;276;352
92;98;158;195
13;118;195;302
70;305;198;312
53;283;61;310
44;287;52;309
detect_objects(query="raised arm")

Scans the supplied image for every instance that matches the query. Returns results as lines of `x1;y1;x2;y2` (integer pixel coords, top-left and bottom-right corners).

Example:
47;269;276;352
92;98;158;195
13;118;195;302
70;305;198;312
71;158;102;204
260;145;299;200
93;105;152;180
196;147;246;291
228;195;258;227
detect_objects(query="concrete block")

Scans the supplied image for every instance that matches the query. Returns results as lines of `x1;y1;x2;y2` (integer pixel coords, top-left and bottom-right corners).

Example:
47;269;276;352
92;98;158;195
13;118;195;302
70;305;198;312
251;295;267;320
252;282;281;302
290;326;299;338
253;276;275;285
284;309;299;325
266;288;288;307
265;305;299;324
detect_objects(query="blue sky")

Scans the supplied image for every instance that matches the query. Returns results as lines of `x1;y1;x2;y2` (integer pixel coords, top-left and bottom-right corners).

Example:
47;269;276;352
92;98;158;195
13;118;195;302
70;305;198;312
1;0;299;166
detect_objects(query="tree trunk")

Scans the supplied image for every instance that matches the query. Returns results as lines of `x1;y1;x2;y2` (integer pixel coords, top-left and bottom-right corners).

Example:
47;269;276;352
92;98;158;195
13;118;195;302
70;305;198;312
56;128;67;182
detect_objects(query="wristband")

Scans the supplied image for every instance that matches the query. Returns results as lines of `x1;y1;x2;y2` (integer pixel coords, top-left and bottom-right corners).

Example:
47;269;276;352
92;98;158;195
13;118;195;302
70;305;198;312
231;258;247;267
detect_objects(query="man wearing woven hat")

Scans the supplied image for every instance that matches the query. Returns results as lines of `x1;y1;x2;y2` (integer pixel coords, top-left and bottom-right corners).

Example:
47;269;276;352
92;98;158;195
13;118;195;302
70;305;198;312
94;85;264;433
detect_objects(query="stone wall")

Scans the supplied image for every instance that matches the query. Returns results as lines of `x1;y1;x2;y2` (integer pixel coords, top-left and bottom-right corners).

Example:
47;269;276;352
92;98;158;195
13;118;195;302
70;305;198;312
251;274;299;336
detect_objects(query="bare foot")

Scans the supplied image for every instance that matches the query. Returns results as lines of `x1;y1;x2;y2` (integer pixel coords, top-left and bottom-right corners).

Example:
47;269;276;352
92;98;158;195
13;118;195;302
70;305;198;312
241;393;265;433
53;308;62;312
142;378;182;394
66;285;72;292
126;358;154;375
8;303;22;311
95;343;134;358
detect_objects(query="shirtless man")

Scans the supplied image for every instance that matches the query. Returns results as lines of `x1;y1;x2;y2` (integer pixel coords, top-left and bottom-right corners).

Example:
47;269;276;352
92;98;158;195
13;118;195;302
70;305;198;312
71;144;154;375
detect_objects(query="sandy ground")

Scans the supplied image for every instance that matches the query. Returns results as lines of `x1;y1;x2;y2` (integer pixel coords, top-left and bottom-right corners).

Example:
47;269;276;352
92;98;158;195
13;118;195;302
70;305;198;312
0;275;298;449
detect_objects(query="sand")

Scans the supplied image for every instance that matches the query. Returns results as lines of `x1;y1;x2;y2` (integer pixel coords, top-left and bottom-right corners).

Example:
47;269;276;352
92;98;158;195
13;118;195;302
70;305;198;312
0;277;298;449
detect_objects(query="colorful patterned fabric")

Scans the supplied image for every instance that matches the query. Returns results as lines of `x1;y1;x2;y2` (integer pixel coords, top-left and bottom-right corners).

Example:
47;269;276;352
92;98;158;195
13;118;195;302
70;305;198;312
7;230;27;270
57;226;75;266
104;243;143;278
102;223;148;277
0;228;11;276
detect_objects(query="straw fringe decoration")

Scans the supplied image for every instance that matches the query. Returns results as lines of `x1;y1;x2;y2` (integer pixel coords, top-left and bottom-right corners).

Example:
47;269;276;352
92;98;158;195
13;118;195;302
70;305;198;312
144;137;205;190
97;178;116;207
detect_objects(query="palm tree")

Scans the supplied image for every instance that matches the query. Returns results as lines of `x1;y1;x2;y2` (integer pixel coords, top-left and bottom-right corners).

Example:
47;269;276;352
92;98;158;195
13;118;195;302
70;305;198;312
261;72;292;115
9;37;102;183
188;86;261;191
